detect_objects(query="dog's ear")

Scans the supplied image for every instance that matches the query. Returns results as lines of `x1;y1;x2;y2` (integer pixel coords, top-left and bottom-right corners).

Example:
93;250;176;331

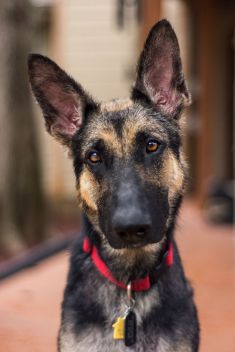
28;54;96;146
132;19;190;118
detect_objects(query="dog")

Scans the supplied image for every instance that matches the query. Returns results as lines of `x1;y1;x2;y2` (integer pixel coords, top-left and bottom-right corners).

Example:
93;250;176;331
28;19;199;352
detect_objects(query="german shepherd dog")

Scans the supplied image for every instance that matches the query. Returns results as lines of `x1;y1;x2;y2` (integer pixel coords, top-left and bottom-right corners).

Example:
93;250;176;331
28;20;199;352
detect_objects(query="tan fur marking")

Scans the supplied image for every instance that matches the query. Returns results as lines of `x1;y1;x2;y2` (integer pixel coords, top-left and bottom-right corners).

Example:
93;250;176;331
79;169;98;211
161;151;184;202
98;129;122;156
100;98;133;113
123;117;150;144
121;112;166;156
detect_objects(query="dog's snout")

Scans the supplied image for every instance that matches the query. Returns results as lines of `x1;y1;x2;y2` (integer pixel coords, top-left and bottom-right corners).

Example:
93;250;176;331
111;171;152;245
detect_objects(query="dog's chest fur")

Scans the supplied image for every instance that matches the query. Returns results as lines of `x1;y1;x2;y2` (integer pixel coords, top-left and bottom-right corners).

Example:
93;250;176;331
59;241;196;352
60;328;190;352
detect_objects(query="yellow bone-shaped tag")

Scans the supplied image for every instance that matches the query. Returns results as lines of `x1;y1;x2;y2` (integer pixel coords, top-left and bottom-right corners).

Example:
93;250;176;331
112;317;125;340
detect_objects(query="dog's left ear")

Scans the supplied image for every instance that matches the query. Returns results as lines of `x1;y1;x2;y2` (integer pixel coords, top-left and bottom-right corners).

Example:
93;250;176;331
132;19;191;118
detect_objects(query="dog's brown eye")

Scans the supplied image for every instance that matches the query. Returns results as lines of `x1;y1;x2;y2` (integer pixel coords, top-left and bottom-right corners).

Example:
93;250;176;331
146;140;159;153
88;151;101;164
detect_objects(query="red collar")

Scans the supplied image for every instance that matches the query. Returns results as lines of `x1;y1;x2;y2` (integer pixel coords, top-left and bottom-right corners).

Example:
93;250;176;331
83;237;173;292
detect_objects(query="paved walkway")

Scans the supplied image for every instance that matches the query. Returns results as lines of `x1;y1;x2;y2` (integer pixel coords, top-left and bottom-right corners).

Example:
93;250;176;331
0;202;234;352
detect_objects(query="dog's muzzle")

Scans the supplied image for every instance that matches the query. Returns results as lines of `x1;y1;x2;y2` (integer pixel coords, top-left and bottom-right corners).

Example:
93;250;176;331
110;173;152;247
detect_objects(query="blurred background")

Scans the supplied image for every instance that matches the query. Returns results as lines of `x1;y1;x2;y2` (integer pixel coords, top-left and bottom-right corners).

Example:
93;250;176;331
0;0;234;351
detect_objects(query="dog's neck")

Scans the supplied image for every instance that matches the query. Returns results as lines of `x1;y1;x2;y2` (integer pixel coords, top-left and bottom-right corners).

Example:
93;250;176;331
81;215;172;284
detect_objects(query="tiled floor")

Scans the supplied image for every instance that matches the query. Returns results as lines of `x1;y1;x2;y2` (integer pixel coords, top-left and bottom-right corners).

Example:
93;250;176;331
0;201;234;352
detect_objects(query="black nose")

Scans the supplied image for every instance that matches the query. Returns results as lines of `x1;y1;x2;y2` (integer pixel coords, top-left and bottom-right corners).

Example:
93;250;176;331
115;224;150;241
112;212;151;242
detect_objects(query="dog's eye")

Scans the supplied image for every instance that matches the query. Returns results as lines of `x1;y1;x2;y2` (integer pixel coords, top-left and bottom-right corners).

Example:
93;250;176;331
146;140;160;153
87;151;102;164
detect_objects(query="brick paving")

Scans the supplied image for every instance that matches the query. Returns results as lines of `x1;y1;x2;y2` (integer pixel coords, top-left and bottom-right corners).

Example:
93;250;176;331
0;201;234;352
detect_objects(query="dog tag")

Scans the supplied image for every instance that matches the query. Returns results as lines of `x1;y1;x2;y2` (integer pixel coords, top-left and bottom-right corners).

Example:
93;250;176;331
112;317;124;340
124;309;137;346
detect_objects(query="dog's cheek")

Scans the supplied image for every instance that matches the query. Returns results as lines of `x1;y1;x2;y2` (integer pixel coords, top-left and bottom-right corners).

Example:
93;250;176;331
159;150;186;229
78;169;99;212
160;151;185;204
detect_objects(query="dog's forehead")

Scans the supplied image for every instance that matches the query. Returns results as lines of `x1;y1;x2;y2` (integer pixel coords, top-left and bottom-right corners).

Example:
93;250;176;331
84;99;169;147
100;98;133;113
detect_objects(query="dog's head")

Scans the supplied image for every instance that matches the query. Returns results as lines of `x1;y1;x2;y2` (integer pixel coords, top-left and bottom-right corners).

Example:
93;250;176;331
28;20;190;250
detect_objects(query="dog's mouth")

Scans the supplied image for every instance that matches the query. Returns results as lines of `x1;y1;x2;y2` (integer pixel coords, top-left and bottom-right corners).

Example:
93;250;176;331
106;232;155;250
118;231;148;247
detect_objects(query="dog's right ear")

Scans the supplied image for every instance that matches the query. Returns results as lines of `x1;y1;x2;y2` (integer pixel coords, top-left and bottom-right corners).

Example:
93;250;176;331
28;54;96;147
